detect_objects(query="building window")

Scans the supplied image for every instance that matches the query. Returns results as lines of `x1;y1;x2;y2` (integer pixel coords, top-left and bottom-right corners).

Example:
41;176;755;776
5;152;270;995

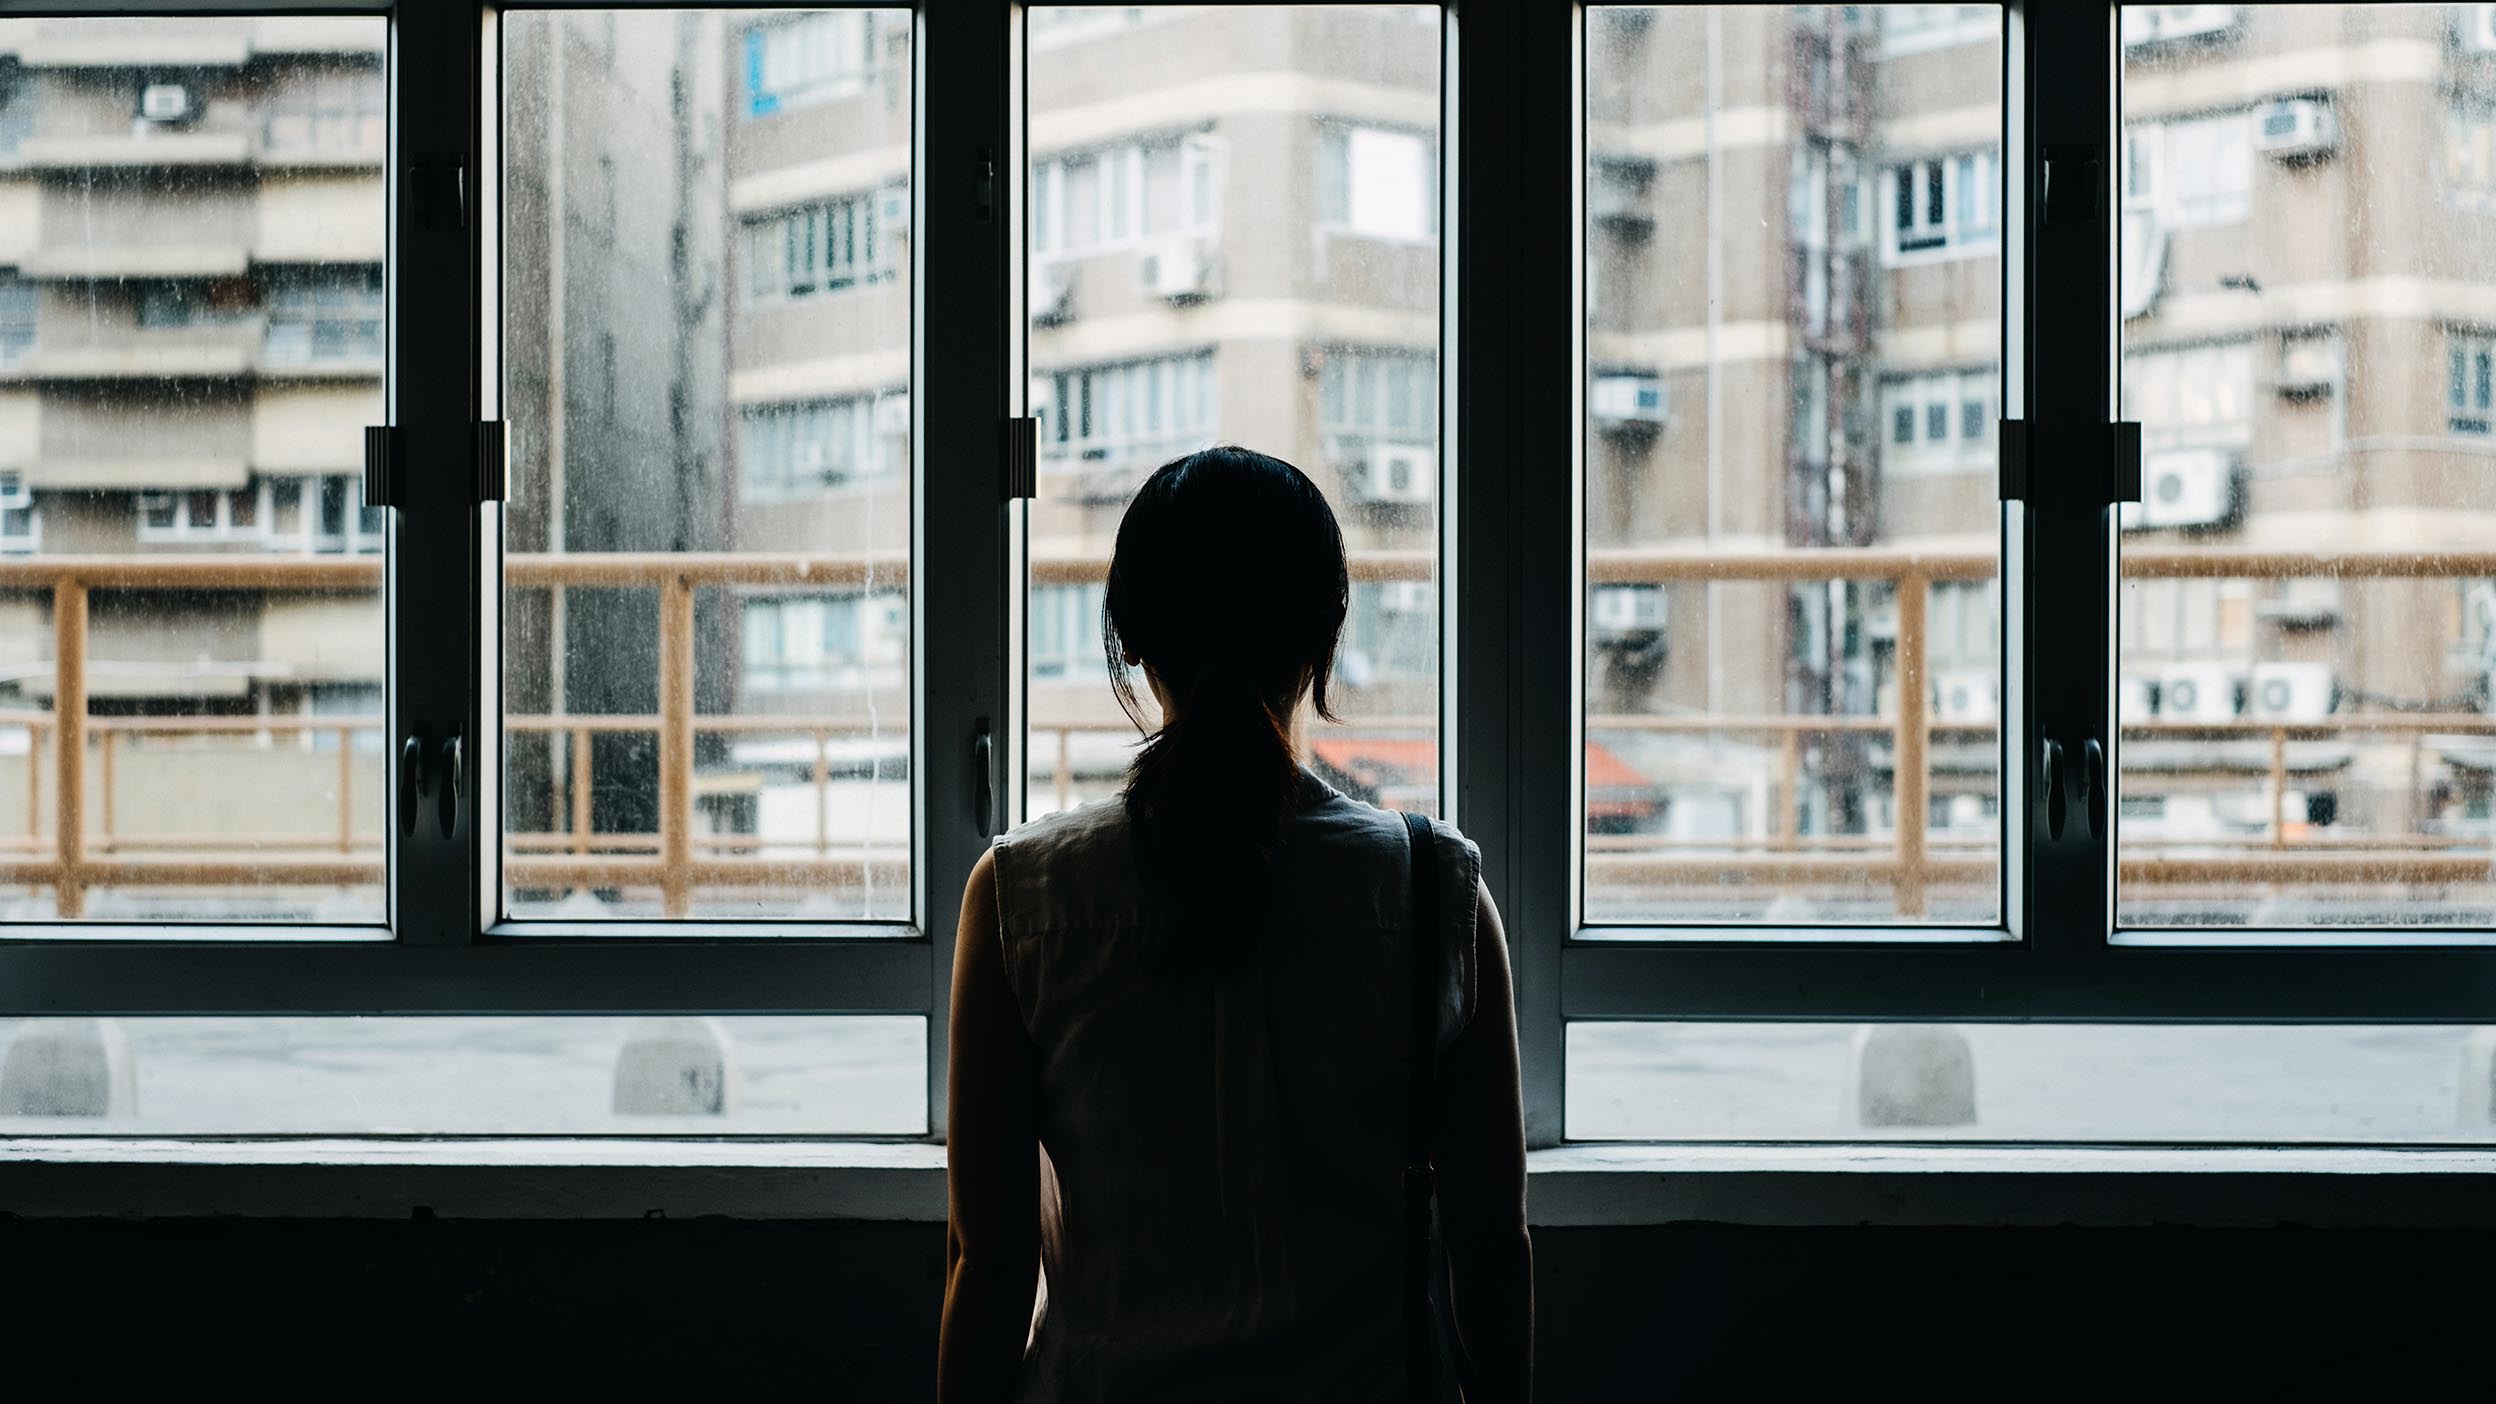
1877;5;1996;57
1030;134;1218;258
745;188;899;304
2451;332;2496;437
136;278;253;328
138;484;267;543
740;393;902;500
740;592;904;693
2123;112;2253;228
1319;346;1437;445
264;268;384;364
1036;351;1217;474
1029;582;1107;681
744;11;880;118
1340;580;1436;686
264;64;385;159
0;272;33;363
0;60;32;157
2125;341;2256;446
0;470;38;553
2450;103;2496;211
1882;149;1997;261
1317;123;1435;243
1879;369;1993;474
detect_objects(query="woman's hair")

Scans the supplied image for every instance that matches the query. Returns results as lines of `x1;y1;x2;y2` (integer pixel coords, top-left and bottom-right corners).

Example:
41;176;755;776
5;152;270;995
1104;445;1349;955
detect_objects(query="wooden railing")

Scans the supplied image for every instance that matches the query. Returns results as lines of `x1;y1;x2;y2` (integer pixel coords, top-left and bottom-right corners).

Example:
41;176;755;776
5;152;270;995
2;545;2491;917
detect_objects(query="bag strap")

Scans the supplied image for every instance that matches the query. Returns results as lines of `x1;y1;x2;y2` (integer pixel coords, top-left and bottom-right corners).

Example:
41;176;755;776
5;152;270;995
1401;810;1441;1394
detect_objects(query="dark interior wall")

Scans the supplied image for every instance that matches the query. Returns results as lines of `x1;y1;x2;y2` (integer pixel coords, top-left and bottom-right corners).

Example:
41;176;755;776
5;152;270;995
0;1218;2475;1396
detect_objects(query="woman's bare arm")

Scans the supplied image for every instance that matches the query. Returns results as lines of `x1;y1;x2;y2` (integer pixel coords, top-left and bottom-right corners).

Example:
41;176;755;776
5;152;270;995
1435;883;1534;1401
939;849;1041;1404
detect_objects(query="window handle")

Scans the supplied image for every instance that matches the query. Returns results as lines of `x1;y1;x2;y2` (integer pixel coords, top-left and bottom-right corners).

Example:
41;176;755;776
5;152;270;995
2082;737;2107;843
2040;737;2068;842
399;733;428;838
437;731;462;841
972;719;995;837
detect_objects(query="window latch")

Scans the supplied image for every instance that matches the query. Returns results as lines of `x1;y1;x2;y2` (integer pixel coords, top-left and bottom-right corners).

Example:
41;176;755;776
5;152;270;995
1997;417;2027;502
2111;419;2142;505
363;425;400;511
1003;415;1038;500
476;420;508;504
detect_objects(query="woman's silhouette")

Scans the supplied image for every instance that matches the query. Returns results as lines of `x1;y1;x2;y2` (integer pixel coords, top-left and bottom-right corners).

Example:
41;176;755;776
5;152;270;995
941;446;1530;1401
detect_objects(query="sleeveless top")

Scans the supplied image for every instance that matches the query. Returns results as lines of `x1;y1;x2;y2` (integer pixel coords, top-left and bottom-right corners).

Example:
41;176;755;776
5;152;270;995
990;768;1481;1404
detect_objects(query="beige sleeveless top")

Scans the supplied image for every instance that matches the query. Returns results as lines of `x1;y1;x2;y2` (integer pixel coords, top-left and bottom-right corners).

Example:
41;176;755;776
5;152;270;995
990;769;1480;1403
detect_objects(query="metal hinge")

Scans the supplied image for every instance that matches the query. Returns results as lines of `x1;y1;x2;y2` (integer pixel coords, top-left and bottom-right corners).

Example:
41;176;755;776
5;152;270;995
1997;418;2027;502
362;425;401;511
2111;419;2143;504
1003;415;1037;500
476;420;508;504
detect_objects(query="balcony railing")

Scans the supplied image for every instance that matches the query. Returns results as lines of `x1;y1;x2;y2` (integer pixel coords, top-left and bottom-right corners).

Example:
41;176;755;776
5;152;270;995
2;545;2491;919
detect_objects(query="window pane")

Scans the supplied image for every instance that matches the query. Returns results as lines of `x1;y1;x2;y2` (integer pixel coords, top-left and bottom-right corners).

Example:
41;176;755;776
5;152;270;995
1569;1022;2496;1143
1584;6;2004;924
0;1015;922;1133
1025;7;1443;819
501;10;912;922
2118;5;2496;929
0;17;388;923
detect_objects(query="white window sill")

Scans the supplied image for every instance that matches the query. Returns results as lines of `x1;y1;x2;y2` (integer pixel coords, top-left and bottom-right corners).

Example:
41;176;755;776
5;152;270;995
5;1139;2496;1228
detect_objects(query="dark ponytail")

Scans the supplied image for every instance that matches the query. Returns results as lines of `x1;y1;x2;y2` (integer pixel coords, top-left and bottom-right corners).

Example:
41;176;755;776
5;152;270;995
1104;446;1350;963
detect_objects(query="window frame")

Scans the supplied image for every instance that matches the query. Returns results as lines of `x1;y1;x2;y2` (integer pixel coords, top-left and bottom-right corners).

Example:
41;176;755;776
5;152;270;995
2;1;2492;1159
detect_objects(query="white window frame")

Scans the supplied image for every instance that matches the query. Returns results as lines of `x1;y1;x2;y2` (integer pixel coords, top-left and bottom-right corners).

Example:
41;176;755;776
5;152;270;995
1317;120;1437;244
745;10;880;118
1030;132;1213;259
1880;149;1998;264
1036;350;1217;475
739;392;901;501
2451;330;2496;437
1879;368;1996;475
0;469;38;553
1876;4;1997;59
2122;112;2253;229
136;480;273;544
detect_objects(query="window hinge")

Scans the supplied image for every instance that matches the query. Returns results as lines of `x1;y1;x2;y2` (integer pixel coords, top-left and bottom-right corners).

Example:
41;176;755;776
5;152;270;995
1997;417;2027;502
362;425;400;511
2111;419;2143;504
476;420;509;504
1003;415;1037;500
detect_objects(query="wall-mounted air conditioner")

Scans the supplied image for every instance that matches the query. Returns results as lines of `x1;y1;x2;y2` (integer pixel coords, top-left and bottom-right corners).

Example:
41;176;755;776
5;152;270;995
1137;234;1216;302
2247;661;2334;722
1932;668;2000;724
2130;448;2239;530
2275;331;2338;398
1379;581;1434;616
2159;662;2241;722
1590;374;1667;429
2459;4;2496;55
139;83;193;124
2121;5;2241;48
2118;675;2159;724
2254;97;2338;162
1591;584;1667;637
1030;260;1075;326
1355;443;1435;506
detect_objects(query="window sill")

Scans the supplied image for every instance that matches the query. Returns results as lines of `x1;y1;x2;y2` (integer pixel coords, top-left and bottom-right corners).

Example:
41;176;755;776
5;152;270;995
5;1138;2496;1228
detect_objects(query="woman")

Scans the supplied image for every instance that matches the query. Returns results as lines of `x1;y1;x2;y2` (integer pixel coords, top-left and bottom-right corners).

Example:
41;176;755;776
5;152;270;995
941;446;1531;1402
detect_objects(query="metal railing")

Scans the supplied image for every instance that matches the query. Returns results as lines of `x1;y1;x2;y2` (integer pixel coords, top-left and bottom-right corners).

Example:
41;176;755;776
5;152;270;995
1;545;2490;918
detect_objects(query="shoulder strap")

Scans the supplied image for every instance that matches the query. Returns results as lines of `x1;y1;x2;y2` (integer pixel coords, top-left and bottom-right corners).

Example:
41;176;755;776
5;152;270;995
1400;810;1441;1392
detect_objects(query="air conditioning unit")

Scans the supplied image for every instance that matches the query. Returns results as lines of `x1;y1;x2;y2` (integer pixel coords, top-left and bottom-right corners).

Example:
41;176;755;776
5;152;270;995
1356;443;1435;506
2248;661;2334;722
2159;662;2241;723
2121;5;2240;47
2275;332;2338;398
2118;675;2159;725
1379;581;1434;616
1932;668;2000;724
1590;374;1667;429
139;83;193;124
2458;4;2496;55
1137;234;1215;302
2255;576;2340;628
874;394;910;437
2131;448;2239;530
2254;97;2338;162
1590;584;1667;637
1029;260;1075;326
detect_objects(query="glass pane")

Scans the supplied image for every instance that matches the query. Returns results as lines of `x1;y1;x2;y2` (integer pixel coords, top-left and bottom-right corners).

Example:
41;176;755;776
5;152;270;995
1024;5;1444;819
0;1016;922;1133
1570;1022;2496;1143
1583;7;2005;925
2117;4;2496;928
0;17;388;923
501;10;912;921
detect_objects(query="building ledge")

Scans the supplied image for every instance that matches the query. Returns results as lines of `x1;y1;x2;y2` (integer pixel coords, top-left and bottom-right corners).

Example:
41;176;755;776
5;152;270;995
17;245;253;281
3;346;257;381
4;1138;2496;1227
16;133;255;170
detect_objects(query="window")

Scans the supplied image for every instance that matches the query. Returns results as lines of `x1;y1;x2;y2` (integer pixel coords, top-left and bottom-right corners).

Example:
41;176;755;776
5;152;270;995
0;272;32;363
2450;332;2495;436
2450;101;2496;211
1877;5;1996;58
0;470;37;552
741;592;905;694
1317;123;1435;242
137;483;267;543
2123;341;2255;453
739;394;901;499
263;63;385;159
1882;150;1997;261
1028;582;1108;682
1035;351;1218;484
2123;112;2254;228
264;268;384;365
744;188;900;304
1880;370;1995;475
744;10;881;117
1029;134;1218;257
